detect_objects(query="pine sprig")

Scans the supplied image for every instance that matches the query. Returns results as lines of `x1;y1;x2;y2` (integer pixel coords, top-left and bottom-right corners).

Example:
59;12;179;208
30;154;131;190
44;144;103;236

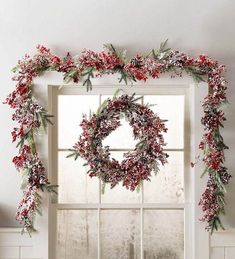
151;39;172;61
66;149;80;160
185;66;206;83
82;68;94;91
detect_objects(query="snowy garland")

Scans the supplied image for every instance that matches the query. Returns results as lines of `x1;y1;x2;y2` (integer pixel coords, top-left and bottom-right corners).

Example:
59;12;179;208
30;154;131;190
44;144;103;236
67;93;168;191
4;40;230;234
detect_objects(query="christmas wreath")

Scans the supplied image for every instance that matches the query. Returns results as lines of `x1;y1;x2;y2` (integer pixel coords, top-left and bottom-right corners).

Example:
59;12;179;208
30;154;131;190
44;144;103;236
4;40;230;234
67;93;168;191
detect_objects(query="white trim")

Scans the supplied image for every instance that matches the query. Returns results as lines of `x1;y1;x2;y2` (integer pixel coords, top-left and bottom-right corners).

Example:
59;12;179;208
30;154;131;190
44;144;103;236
55;84;189;96
47;82;209;259
0;228;22;233
55;203;185;210
190;82;210;259
211;230;235;248
48;85;59;259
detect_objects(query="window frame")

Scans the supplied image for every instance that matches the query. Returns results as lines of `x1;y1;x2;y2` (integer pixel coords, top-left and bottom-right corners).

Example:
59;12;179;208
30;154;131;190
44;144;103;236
47;83;209;259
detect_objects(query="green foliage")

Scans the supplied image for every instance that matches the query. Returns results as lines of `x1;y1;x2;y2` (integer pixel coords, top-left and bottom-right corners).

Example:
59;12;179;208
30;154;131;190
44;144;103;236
136;181;142;193
185;66;206;83
82;68;94;91
66;149;80;160
12;65;20;73
43;183;58;194
151;39;172;61
97;99;109;115
103;43;127;62
64;69;80;84
101;181;106;194
118;69;135;85
208;216;225;235
152;160;160;176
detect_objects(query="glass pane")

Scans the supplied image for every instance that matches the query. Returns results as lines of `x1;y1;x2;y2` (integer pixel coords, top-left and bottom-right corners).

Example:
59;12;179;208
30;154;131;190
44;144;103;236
58;151;99;203
143;210;184;259
101;94;142;149
58;95;99;148
103;119;138;149
144;152;184;203
100;210;140;259
144;95;184;149
101;151;141;203
57;210;98;259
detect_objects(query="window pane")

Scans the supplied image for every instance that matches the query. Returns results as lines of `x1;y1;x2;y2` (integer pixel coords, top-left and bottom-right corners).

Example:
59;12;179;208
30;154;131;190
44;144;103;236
57;210;98;259
58;151;99;203
100;210;140;259
58;95;99;148
101;94;142;149
143;210;184;259
102;119;138;149
144;95;184;149
144;152;184;203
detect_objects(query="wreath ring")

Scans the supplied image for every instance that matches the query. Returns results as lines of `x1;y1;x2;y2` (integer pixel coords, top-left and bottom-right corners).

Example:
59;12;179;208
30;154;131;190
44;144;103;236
69;93;168;191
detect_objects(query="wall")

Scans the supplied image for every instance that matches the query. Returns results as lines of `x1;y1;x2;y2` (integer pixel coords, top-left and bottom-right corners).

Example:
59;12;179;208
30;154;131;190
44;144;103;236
1;228;235;259
0;0;235;258
0;228;41;259
211;231;235;259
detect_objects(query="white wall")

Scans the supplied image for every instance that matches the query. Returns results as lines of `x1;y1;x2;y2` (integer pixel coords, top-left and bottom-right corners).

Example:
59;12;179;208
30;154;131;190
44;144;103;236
0;0;235;254
211;230;235;259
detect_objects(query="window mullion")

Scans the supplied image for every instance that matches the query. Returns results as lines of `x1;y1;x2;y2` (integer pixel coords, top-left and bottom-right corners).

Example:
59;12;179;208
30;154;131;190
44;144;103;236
98;94;101;259
140;95;144;259
98;208;101;259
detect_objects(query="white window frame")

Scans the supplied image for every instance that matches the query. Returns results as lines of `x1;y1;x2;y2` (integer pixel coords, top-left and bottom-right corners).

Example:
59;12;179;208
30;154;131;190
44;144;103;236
47;82;210;259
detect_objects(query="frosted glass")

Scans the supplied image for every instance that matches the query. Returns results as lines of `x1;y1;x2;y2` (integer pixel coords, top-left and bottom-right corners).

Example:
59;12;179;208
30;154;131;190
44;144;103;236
100;210;140;259
143;210;184;259
58;152;99;203
57;210;98;259
58;95;99;148
144;152;184;203
101;183;141;203
102;119;138;149
144;95;184;149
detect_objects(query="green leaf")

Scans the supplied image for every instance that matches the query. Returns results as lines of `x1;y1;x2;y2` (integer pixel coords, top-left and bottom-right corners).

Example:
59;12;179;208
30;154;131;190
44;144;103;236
185;66;206;83
133;96;143;103
200;167;209;178
103;43;117;54
12;65;20;73
113;89;124;99
159;39;168;52
152;39;172;61
66;150;80;160
16;138;25;149
97;99;108;115
136;181;142;193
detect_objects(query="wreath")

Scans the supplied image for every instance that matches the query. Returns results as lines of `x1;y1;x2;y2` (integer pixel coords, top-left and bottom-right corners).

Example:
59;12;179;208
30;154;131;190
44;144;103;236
67;93;168;191
4;40;231;234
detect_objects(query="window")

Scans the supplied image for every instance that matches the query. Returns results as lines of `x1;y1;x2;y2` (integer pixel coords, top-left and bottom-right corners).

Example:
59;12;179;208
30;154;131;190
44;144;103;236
49;85;192;259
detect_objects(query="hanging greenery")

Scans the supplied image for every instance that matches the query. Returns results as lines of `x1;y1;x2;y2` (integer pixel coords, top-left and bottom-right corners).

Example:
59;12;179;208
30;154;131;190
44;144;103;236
4;40;230;234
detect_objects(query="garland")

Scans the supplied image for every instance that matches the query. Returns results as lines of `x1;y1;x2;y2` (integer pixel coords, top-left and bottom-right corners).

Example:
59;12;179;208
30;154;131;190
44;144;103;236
4;40;230;234
67;93;168;191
